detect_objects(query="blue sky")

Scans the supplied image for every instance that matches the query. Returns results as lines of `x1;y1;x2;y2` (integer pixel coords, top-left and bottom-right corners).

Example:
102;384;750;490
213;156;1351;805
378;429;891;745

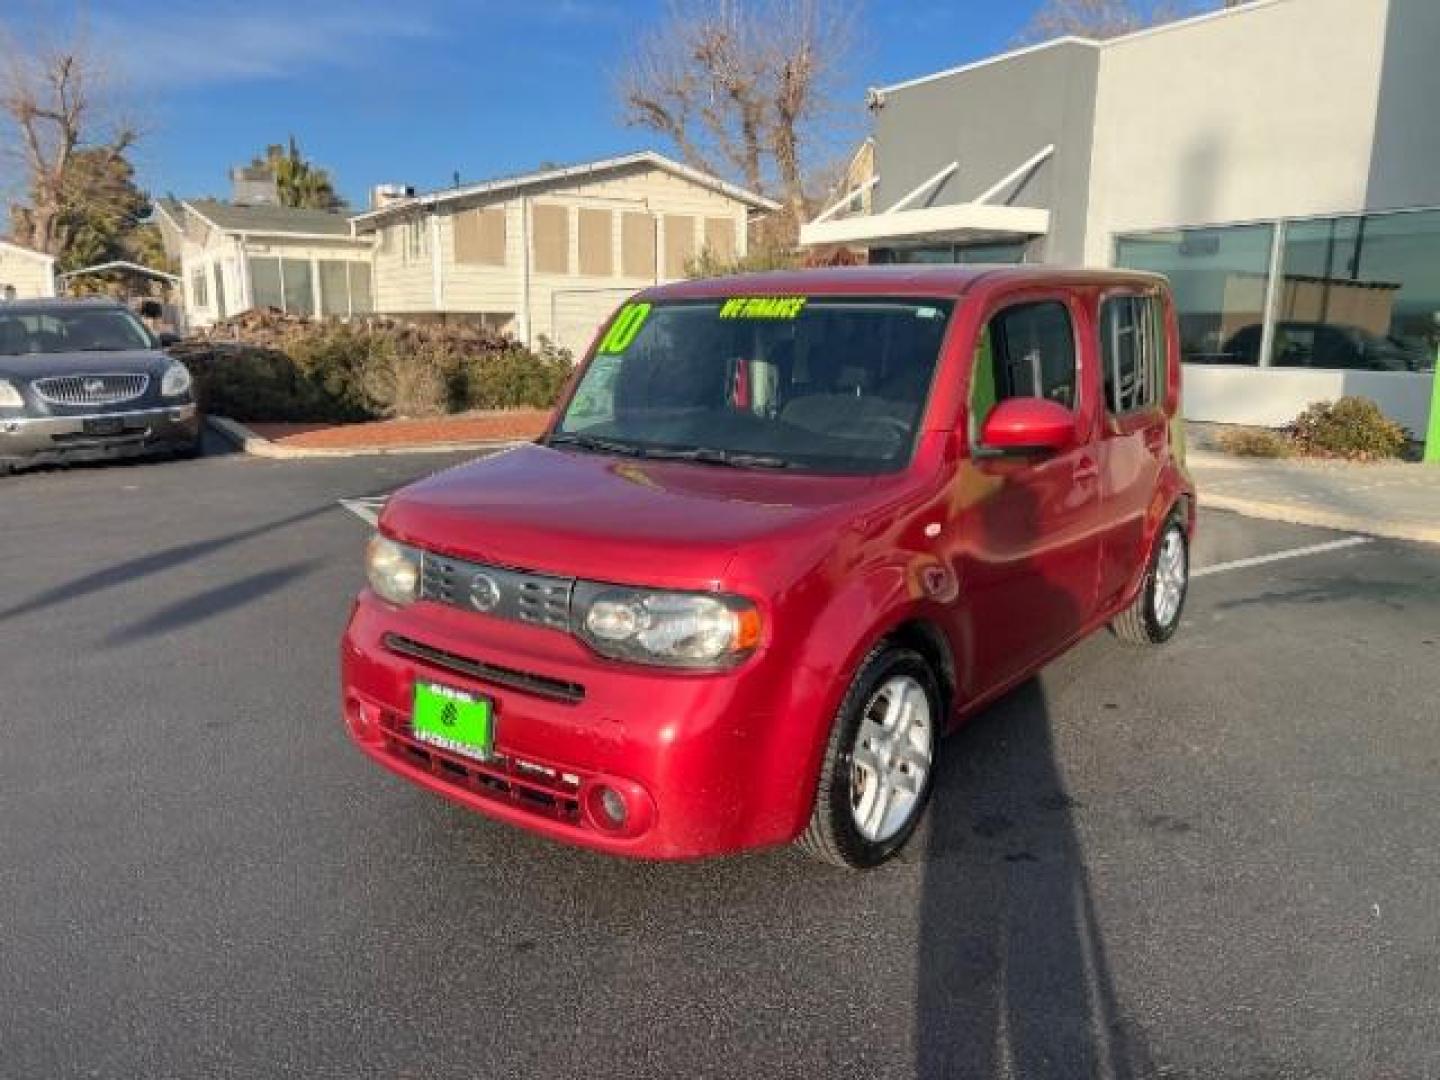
11;1;1079;206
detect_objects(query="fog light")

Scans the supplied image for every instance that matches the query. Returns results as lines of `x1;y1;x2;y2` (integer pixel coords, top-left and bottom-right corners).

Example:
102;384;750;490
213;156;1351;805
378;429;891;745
593;785;628;830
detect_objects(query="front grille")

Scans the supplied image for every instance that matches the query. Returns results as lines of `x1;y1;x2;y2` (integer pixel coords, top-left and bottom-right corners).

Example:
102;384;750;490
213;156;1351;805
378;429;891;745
419;551;573;632
384;633;585;704
33;373;149;407
379;712;584;826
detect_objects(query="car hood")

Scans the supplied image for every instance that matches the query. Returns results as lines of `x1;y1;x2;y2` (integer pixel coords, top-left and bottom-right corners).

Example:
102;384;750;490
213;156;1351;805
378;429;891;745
380;442;882;588
0;349;173;381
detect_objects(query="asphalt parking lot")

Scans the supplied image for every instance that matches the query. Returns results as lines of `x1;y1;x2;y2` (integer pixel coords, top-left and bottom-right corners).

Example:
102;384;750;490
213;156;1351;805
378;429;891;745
2;446;1438;1079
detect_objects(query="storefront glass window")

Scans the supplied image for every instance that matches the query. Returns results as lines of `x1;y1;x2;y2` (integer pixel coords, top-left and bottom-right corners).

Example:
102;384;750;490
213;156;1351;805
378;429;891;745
1115;224;1274;365
1273;212;1438;373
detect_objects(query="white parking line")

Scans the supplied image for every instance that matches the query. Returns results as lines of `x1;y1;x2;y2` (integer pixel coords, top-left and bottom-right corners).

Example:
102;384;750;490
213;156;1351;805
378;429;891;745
1193;536;1373;579
339;498;385;526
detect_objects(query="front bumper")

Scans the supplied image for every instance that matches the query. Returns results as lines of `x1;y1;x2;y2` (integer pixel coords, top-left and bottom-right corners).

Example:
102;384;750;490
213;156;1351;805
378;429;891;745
341;591;821;860
0;404;200;468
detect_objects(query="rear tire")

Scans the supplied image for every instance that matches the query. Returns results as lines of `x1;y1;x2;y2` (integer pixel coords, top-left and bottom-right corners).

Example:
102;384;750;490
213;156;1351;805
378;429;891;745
1111;518;1189;645
796;644;941;869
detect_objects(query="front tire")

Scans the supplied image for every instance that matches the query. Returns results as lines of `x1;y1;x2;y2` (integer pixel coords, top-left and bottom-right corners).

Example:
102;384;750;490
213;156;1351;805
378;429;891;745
796;645;940;869
1111;518;1189;645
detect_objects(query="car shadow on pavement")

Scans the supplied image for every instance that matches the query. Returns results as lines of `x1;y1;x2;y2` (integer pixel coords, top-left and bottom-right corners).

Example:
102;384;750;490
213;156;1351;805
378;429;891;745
102;559;322;647
0;503;334;622
914;678;1154;1079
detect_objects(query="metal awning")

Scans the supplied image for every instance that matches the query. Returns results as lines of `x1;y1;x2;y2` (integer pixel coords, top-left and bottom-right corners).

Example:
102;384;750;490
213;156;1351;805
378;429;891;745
799;145;1053;249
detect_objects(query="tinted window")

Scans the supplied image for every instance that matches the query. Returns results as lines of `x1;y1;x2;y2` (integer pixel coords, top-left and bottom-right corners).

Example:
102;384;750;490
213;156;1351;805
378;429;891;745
0;308;152;356
969;301;1077;441
556;297;952;474
1101;294;1163;414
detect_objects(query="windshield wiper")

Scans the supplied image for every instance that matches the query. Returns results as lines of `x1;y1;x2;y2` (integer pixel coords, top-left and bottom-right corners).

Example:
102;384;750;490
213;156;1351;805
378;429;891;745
543;432;649;457
642;446;796;470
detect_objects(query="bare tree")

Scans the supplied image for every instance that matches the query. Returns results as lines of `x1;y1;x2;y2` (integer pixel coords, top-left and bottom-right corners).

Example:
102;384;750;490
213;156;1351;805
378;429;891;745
618;0;859;236
1;24;137;257
1021;0;1251;42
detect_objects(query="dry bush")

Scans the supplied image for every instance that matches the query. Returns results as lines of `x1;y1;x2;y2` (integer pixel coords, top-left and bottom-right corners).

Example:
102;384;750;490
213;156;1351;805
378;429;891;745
1215;427;1293;459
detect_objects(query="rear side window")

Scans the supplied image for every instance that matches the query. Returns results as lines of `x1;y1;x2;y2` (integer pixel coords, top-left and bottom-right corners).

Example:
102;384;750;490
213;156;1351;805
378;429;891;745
969;300;1077;441
1101;294;1165;414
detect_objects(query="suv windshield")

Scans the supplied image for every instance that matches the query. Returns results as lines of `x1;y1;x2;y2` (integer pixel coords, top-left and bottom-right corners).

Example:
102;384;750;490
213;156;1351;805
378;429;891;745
0;308;154;356
553;296;953;474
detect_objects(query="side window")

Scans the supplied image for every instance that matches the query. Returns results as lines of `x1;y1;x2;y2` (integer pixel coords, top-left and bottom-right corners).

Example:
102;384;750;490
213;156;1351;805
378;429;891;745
1101;294;1163;414
969;300;1077;442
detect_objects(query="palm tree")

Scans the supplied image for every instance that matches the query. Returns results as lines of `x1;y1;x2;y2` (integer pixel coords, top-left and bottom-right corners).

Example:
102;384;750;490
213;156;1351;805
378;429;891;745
254;137;345;211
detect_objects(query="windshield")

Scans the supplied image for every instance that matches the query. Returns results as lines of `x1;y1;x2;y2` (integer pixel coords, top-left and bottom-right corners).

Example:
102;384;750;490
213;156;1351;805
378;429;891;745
0;308;154;356
553;296;953;474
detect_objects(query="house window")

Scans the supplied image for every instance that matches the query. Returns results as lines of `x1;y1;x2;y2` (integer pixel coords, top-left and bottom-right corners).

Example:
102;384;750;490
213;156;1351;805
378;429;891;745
663;214;695;278
1100;295;1163;414
621;212;655;279
318;261;350;316
532;204;569;275
191;268;209;308
349;262;373;314
969;301;1077;443
250;257;284;310
281;259;315;316
455;207;506;266
578;208;613;277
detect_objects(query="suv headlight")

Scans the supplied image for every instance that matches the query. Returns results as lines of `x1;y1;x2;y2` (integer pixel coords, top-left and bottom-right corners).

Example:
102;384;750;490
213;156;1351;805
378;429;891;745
574;584;761;668
366;535;421;606
160;361;192;398
0;379;22;409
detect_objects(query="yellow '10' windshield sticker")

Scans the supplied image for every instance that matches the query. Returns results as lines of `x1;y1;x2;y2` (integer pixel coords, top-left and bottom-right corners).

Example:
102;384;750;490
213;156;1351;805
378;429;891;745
597;302;651;354
718;296;807;320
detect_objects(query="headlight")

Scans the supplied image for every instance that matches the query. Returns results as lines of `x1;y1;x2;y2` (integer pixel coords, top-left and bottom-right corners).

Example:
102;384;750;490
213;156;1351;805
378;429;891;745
576;585;761;668
0;379;22;409
160;361;192;398
365;535;421;606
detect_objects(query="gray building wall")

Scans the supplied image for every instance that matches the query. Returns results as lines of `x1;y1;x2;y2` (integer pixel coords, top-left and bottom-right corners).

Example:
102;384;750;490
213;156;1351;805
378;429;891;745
872;40;1101;264
1086;0;1391;264
1366;0;1440;212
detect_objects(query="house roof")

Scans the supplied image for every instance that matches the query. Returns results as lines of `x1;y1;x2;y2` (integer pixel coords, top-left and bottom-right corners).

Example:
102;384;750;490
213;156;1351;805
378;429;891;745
350;151;781;228
183;199;357;238
0;238;56;264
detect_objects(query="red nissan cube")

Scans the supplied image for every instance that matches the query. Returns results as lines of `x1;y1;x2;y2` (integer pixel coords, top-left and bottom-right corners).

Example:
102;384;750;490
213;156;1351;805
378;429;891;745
342;267;1195;868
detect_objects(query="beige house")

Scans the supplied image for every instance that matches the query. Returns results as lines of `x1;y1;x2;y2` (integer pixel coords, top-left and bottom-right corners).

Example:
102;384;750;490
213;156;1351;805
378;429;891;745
0;240;57;299
154;199;373;329
350;152;778;353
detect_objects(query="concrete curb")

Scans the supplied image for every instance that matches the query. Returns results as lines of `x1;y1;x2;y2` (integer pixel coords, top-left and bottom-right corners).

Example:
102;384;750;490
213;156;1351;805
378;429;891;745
1200;492;1440;546
205;416;526;459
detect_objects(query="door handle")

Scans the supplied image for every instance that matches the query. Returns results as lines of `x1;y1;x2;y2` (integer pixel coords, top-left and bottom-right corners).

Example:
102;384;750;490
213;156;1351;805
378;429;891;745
1073;457;1100;484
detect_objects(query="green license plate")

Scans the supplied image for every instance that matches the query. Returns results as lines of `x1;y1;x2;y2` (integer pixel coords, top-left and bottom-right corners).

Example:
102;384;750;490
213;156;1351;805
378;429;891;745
411;681;494;761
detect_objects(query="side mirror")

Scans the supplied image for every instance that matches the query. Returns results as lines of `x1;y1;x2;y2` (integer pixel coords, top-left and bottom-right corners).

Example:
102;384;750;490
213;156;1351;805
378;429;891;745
157;332;181;348
978;397;1077;456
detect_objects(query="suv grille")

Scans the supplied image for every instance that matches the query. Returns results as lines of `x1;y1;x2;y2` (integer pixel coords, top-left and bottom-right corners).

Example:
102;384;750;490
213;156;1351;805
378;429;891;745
420;551;573;632
33;373;149;407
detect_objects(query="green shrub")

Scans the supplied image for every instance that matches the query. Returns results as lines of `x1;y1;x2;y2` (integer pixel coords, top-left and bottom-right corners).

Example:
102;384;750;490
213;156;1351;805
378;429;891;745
1289;396;1410;460
457;337;573;410
176;316;574;422
1216;427;1293;458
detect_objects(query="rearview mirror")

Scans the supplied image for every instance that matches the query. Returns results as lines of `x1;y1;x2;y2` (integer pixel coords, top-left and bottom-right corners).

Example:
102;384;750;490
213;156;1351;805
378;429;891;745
977;397;1077;456
157;331;181;348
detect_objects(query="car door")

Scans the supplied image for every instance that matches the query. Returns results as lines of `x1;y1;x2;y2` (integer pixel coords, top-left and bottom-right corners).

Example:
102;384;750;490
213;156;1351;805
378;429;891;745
1093;289;1171;610
947;292;1105;698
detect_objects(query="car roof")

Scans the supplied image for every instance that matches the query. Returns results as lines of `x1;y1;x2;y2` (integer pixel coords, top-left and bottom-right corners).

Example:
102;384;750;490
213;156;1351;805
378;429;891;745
0;297;128;314
641;264;1169;302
